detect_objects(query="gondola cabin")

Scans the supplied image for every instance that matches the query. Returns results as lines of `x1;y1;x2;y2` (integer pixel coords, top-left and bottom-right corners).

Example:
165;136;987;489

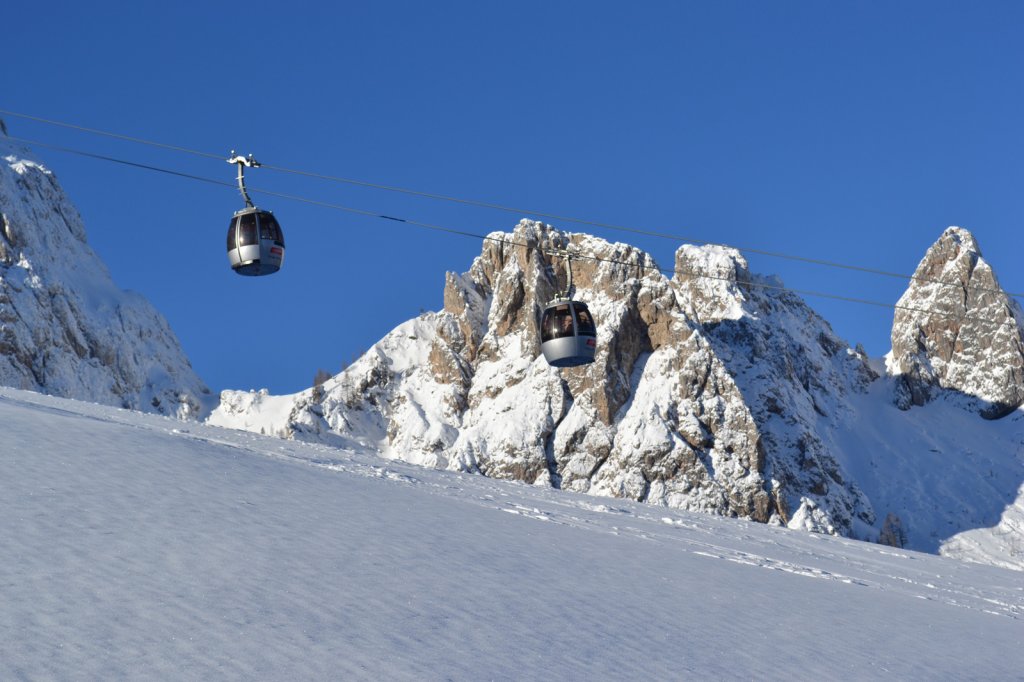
226;207;285;276
540;299;597;367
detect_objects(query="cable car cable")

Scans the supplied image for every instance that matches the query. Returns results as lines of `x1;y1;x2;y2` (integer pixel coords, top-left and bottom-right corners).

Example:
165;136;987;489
6;137;235;190
2;106;1019;301
5;135;489;241
0;108;224;161
4;133;1019;333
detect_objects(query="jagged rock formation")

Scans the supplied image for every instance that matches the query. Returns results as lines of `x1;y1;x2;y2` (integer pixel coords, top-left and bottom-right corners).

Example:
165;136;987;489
210;220;1024;568
213;220;879;533
0;138;211;417
888;226;1024;419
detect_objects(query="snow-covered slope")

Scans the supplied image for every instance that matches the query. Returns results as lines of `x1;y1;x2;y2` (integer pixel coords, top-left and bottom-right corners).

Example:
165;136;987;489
0;137;210;417
212;221;1024;571
4;387;1023;679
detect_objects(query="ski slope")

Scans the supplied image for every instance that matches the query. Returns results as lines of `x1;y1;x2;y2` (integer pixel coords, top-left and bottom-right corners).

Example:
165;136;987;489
2;387;1022;680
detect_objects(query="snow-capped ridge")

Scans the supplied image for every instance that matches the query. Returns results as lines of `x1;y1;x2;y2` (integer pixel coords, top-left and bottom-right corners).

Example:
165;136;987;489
212;220;877;537
673;243;751;322
209;219;1024;570
0;138;211;417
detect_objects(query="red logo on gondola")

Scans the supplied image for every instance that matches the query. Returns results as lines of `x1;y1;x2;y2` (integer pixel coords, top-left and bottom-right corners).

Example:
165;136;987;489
586;339;596;347
270;247;283;255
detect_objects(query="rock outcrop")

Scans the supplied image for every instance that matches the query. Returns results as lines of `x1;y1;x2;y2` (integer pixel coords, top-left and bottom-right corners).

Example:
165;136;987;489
888;226;1024;419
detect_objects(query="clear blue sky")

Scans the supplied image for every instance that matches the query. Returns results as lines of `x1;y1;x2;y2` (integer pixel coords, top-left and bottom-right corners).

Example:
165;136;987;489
5;1;1023;394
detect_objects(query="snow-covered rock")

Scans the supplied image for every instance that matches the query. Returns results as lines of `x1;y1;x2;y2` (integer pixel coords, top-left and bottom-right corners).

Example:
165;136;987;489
213;221;874;529
210;220;1024;570
889;226;1024;418
6;132;1020;570
0;137;211;417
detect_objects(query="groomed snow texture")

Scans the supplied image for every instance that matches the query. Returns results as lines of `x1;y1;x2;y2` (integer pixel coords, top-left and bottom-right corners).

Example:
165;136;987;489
2;388;1022;680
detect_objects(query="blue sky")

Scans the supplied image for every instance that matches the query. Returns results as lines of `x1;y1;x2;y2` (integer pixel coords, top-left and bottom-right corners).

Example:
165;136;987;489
5;1;1023;394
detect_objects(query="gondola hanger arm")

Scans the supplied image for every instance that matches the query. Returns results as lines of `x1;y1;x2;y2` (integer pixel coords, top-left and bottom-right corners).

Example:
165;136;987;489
543;246;577;301
227;151;261;208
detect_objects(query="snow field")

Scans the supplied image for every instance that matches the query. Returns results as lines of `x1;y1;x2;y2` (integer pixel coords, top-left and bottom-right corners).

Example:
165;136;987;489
1;388;1022;679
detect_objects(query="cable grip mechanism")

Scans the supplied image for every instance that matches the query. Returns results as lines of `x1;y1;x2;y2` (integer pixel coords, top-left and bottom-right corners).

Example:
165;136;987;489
227;151;260;208
545;246;576;301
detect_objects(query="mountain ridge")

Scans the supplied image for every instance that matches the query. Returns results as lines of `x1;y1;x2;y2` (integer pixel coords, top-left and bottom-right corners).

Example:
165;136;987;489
211;220;1024;570
0;137;212;417
2;136;1020;570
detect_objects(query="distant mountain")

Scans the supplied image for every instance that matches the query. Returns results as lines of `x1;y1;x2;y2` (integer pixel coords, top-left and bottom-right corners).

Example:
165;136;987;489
211;220;1024;571
0;136;211;417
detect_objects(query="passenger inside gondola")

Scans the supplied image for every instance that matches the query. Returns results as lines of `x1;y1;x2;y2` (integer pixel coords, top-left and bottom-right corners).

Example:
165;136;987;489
574;306;596;336
541;304;576;342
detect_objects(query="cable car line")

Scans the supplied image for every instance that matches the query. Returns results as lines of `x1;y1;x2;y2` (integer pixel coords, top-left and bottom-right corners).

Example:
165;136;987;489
258;160;965;298
7;136;234;190
0;108;224;162
3;133;1019;334
2;106;1019;301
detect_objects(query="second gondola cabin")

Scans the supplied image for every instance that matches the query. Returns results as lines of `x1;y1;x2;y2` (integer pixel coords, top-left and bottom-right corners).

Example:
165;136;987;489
540;299;597;367
226;207;285;276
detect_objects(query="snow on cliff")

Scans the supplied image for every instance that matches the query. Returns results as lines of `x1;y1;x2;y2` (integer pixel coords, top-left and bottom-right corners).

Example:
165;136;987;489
211;220;1024;570
0;137;211;417
889;226;1024;419
3;135;1018;572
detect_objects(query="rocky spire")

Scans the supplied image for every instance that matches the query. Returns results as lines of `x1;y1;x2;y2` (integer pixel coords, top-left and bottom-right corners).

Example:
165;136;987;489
888;227;1024;419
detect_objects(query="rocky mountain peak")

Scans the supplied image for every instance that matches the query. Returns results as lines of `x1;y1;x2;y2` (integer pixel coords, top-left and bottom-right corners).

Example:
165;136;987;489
210;220;1024;568
0;139;211;417
214;219;882;533
889;226;1024;418
673;244;752;323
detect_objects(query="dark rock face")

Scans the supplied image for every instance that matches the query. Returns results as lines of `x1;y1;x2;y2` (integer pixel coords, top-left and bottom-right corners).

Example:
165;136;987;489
889;227;1024;419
